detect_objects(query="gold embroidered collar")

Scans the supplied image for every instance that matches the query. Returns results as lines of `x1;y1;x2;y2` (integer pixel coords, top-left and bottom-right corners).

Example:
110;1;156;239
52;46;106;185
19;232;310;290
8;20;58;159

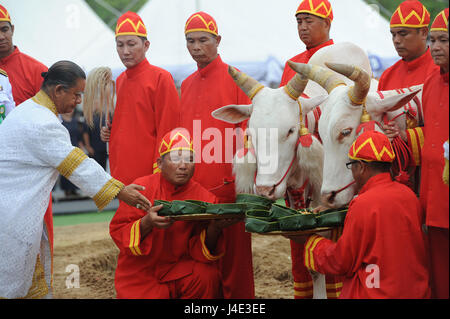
31;90;58;116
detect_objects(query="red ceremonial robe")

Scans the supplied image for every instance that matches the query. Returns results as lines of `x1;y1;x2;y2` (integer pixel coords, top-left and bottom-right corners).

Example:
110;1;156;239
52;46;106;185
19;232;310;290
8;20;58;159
180;55;254;298
420;69;449;299
279;39;341;299
279;39;334;87
304;173;431;299
378;48;438;91
110;173;225;299
0;46;47;105
109;58;180;185
0;46;54;268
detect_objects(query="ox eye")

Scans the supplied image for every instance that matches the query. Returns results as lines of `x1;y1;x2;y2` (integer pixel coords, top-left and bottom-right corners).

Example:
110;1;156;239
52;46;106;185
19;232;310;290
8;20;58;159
287;128;296;137
338;128;353;142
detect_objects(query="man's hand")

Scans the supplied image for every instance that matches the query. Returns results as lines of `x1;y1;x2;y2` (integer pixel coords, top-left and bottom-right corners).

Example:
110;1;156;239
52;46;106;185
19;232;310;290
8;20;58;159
140;205;174;238
100;126;111;143
312;205;329;214
117;184;151;211
380;121;407;142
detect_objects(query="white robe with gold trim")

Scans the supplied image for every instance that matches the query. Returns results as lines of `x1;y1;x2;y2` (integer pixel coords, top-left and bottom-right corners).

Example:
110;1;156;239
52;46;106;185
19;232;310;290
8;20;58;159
0;93;123;298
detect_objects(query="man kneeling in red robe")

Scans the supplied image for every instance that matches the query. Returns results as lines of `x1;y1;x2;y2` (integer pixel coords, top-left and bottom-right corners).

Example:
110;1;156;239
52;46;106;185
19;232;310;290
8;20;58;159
110;128;238;298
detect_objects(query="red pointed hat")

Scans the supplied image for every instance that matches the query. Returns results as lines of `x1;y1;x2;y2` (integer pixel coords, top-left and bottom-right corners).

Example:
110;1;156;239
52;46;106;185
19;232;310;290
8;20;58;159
431;8;449;32
349;131;395;163
0;5;11;22
115;11;147;38
295;0;333;21
185;11;218;36
390;0;430;28
159;128;195;157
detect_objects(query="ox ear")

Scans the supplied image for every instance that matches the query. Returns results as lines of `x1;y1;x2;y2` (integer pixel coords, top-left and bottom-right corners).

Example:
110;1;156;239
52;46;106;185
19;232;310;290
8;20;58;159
298;95;328;114
365;89;421;115
211;104;253;124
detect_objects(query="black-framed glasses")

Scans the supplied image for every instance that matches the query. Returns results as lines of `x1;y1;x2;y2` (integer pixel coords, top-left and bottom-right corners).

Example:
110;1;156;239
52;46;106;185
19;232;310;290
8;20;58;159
346;160;359;169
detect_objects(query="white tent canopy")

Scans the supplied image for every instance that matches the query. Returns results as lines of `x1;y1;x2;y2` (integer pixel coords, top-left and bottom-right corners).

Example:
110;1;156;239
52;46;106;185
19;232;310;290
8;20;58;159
2;0;122;71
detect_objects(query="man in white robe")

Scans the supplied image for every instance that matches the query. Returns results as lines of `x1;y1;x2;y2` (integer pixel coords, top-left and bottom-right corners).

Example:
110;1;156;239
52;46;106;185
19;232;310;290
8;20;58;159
0;61;151;298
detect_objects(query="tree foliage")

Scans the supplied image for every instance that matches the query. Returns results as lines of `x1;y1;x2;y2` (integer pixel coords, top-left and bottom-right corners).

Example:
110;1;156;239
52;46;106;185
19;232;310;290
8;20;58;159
85;0;149;30
364;0;448;23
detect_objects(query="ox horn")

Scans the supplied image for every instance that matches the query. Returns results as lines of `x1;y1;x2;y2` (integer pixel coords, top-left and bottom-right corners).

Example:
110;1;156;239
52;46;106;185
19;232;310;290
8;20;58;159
287;61;346;94
284;64;309;100
325;62;371;106
228;66;264;100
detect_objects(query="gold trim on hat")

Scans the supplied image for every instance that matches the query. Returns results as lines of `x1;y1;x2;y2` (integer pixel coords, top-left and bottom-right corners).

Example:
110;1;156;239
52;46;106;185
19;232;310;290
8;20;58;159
296;0;332;19
349;137;395;162
116;18;147;37
185;13;218;35
390;5;430;28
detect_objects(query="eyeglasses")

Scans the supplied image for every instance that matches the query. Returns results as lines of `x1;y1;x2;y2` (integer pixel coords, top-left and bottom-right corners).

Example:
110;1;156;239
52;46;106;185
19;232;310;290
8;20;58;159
345;160;359;169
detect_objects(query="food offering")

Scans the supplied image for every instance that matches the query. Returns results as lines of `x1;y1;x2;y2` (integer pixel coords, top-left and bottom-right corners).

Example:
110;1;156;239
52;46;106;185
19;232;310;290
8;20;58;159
243;194;348;235
154;192;347;229
156;199;246;221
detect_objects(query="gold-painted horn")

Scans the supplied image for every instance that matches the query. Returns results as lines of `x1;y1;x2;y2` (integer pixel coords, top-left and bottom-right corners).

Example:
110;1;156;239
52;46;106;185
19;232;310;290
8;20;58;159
287;61;346;94
284;61;309;100
325;62;371;106
228;66;264;100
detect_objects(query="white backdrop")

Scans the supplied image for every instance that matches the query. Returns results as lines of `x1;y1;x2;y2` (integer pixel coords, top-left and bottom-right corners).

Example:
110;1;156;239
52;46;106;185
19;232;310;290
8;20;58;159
2;0;121;71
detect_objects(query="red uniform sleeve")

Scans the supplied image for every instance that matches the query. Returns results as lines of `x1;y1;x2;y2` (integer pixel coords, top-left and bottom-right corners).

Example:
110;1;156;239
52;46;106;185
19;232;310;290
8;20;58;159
188;227;226;264
303;199;372;277
152;72;181;173
109;178;154;256
109;199;156;256
232;78;251;147
406;126;425;166
186;193;226;263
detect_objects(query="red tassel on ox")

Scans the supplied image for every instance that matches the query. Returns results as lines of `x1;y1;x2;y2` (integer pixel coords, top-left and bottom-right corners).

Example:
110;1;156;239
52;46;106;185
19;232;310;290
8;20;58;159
390;136;414;187
395;170;411;186
299;133;313;148
298;124;313;148
356;120;377;135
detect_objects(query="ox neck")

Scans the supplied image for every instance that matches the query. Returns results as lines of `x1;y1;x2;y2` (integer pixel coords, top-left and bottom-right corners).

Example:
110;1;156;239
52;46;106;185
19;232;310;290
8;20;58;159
272;136;303;188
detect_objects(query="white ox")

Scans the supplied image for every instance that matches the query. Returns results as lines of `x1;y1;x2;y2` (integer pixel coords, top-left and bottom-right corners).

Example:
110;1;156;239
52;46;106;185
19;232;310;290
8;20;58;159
289;61;422;208
213;42;376;299
213;43;375;204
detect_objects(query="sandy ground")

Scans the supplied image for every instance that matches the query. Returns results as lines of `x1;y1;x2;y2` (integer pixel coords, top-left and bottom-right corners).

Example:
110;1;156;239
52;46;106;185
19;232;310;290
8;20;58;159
52;221;294;299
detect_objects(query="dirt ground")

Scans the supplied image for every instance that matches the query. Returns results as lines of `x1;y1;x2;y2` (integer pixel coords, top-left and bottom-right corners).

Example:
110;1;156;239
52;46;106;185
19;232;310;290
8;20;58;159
52;221;294;299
